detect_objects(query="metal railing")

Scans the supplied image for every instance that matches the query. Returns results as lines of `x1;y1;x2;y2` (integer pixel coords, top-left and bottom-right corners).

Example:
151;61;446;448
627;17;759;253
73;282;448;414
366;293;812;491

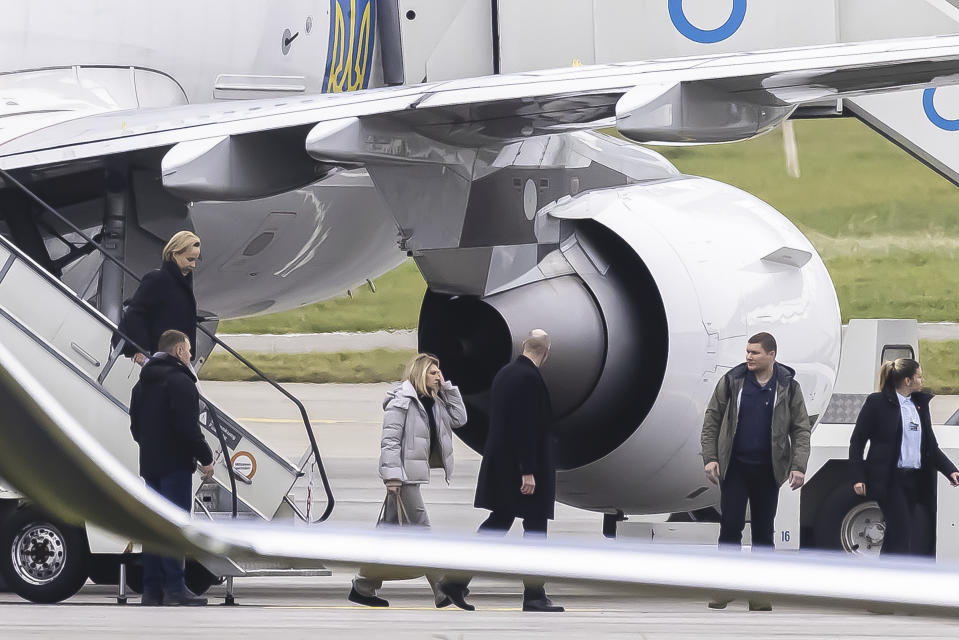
0;167;335;522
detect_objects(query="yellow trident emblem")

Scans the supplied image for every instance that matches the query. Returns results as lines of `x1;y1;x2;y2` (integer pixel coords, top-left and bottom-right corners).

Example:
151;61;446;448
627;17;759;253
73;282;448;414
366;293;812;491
325;0;375;93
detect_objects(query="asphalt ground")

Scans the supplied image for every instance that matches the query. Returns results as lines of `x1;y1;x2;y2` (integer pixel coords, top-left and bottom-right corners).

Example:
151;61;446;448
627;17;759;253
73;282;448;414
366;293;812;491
4;576;959;640
3;382;959;638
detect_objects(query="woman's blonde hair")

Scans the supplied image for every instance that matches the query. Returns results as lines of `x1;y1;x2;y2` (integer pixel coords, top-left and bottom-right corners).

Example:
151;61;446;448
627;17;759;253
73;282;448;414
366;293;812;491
405;353;440;398
878;358;920;391
162;231;201;262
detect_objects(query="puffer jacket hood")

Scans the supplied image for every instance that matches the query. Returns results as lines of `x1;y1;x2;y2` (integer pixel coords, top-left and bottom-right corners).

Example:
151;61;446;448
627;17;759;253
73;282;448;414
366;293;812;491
725;361;796;386
382;379;418;410
378;379;468;485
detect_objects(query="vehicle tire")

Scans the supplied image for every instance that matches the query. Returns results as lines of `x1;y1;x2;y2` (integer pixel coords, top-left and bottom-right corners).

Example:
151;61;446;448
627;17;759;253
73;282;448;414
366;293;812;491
813;486;886;555
0;506;90;603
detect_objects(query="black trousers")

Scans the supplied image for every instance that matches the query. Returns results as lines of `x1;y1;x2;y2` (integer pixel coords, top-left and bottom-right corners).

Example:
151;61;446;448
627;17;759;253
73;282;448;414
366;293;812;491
718;459;779;549
459;511;549;598
143;469;192;592
877;468;930;557
479;511;548;536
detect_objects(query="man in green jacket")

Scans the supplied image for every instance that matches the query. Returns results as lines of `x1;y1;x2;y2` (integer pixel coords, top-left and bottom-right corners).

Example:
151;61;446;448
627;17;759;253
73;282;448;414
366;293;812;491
700;332;811;611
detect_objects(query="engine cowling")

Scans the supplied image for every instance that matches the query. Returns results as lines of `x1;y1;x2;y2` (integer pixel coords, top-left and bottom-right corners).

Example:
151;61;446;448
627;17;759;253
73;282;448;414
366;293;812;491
418;175;840;515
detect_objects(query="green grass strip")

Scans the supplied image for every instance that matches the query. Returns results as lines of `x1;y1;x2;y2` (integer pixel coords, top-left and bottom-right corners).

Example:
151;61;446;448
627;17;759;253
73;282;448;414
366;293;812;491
199;349;416;384
219;260;425;334
827;251;959;323
920;340;959;395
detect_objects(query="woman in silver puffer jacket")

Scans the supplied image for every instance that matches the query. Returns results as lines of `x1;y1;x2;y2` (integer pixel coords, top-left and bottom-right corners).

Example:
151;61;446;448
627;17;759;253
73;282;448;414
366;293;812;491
348;353;468;608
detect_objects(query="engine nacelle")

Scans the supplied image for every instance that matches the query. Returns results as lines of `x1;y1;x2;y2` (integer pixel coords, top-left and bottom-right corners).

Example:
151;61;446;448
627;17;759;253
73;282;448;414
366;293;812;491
419;176;840;515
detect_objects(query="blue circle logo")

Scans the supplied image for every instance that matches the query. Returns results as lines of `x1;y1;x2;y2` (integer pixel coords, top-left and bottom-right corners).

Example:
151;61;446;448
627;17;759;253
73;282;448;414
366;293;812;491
668;0;747;44
923;88;959;131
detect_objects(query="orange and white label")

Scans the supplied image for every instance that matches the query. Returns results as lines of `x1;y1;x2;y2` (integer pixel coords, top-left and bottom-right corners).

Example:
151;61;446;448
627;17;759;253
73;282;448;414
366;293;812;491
230;451;257;480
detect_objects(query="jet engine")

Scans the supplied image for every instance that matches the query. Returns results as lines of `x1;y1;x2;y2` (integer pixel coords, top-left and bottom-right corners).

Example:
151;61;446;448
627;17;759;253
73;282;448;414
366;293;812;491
418;176;840;515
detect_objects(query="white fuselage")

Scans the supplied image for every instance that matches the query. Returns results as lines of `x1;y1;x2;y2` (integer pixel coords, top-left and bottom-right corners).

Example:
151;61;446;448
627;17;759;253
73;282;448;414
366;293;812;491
2;0;405;319
1;1;367;104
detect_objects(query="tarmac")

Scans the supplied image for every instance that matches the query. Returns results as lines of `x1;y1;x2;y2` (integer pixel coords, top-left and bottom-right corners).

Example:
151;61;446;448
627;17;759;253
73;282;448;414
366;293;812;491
4;382;959;637
3;576;959;640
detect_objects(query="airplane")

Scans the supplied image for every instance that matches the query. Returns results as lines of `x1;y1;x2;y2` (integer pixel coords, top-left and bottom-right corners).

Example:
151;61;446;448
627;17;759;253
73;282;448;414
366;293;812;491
3;0;959;602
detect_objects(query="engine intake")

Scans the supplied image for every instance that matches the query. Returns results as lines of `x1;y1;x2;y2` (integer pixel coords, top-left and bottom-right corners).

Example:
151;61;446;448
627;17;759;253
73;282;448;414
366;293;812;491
418;221;668;469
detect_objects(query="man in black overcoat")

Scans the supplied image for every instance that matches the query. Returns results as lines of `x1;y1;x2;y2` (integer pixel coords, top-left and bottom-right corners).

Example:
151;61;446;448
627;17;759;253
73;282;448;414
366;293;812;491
442;329;564;612
130;329;214;606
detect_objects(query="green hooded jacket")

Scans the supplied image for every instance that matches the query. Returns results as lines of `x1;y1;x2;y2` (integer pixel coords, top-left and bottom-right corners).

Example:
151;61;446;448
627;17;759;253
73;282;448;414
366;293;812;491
700;362;811;486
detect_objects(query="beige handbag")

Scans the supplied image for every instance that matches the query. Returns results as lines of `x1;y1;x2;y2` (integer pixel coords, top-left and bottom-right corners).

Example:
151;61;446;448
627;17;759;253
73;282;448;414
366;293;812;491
366;489;423;581
376;490;409;526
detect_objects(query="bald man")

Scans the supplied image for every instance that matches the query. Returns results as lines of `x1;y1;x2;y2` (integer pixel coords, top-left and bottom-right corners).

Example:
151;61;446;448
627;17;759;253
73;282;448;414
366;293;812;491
442;329;564;612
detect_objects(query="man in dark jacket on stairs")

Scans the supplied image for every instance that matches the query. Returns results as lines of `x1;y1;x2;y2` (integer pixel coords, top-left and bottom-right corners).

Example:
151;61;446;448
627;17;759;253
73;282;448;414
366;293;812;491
130;329;214;606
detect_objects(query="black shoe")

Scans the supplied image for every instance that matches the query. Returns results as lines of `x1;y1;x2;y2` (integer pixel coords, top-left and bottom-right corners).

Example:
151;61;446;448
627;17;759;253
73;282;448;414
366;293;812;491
438;583;475;611
708;598;734;610
348;586;389;607
163;588;207;606
436;596;452;608
140;589;163;606
523;596;564;612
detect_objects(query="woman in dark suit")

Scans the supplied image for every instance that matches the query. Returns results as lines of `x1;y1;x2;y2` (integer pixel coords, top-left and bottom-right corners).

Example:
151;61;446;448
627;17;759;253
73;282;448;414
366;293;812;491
849;358;959;556
117;231;201;364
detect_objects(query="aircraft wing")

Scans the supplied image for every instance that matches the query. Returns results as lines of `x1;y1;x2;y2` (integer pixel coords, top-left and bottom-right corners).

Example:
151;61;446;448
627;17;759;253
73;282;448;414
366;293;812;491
2;340;959;615
3;33;959;178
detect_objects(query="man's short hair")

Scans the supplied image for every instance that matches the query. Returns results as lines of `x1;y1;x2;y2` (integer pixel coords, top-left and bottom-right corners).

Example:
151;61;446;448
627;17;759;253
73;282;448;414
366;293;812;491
522;329;550;359
158;329;189;355
747;332;777;354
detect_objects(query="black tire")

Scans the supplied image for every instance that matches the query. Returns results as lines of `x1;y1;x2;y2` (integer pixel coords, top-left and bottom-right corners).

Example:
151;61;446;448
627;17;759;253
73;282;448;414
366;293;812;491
813;486;885;554
0;506;90;603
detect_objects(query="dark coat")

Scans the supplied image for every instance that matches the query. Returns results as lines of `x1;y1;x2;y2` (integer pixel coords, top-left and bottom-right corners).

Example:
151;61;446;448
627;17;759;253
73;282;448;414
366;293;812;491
129;352;213;480
116;260;197;358
474;356;556;520
849;389;958;503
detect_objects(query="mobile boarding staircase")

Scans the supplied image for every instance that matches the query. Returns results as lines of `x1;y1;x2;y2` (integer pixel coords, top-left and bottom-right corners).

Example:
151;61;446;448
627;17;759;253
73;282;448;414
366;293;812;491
0;169;335;604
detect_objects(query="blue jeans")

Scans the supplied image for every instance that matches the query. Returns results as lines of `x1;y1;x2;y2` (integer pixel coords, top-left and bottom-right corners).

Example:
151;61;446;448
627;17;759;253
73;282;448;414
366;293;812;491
142;469;192;592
